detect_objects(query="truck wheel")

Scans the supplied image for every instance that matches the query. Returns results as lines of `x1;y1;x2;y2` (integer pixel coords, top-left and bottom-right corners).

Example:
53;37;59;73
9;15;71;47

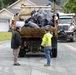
71;37;75;42
70;36;76;42
51;48;57;58
19;48;26;57
70;33;76;42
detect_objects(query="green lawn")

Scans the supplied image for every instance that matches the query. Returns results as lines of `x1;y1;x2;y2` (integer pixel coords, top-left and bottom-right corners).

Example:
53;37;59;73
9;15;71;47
0;32;12;41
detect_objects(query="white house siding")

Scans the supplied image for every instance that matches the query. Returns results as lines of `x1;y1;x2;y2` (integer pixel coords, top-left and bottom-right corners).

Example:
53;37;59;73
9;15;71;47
0;11;13;18
0;20;9;32
11;1;33;9
0;10;12;32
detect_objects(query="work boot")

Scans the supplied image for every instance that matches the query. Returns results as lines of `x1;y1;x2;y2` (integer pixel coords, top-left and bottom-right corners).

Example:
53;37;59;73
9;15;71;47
44;64;50;67
13;62;20;66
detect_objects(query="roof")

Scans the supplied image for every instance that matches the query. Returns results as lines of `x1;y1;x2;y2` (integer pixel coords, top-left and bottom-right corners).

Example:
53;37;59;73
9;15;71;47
0;0;62;19
8;0;62;10
8;0;35;8
0;8;13;15
0;8;20;16
8;0;21;8
50;2;62;10
7;9;20;15
29;0;62;10
29;0;48;5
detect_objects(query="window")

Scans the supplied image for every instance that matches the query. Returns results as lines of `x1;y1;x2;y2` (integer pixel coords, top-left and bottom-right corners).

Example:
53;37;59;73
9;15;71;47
59;18;72;24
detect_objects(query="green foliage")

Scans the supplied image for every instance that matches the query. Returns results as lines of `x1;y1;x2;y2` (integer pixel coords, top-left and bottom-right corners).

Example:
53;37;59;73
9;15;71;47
0;0;17;9
0;0;4;9
63;0;76;14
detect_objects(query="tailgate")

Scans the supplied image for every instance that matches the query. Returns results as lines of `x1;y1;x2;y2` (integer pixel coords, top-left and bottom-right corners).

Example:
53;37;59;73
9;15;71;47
20;28;57;38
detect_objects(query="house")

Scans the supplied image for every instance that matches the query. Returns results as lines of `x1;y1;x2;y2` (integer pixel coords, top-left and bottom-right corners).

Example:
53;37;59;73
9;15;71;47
0;8;20;31
0;15;10;31
0;0;62;32
8;0;62;10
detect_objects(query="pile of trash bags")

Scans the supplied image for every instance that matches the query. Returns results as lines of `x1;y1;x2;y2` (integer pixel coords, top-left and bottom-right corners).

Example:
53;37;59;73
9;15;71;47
21;9;59;29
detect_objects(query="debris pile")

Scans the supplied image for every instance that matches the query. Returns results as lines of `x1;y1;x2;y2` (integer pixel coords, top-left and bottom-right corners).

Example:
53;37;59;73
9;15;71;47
22;9;56;29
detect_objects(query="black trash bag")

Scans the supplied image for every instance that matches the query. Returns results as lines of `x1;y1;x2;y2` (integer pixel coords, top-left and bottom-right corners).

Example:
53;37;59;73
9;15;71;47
25;17;37;24
48;20;54;26
40;19;49;27
28;21;39;28
32;9;55;27
23;23;31;28
47;12;53;19
23;9;55;28
46;12;53;22
51;14;56;27
57;13;59;19
43;19;48;26
31;10;36;16
32;12;38;20
19;17;24;21
37;13;46;27
25;17;32;23
37;9;47;15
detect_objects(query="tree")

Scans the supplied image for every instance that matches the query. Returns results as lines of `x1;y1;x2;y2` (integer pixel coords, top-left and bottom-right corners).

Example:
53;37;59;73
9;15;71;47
12;0;17;3
0;0;4;9
0;0;17;9
63;0;76;14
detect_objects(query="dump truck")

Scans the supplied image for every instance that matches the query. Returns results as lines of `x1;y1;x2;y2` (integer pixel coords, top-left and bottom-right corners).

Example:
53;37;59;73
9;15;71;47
18;5;58;58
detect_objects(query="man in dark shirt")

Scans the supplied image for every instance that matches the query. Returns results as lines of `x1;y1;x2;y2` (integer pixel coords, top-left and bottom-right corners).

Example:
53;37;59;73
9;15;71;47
11;26;21;66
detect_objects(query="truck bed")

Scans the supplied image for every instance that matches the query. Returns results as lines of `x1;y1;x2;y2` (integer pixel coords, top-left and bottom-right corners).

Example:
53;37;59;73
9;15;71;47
20;28;57;38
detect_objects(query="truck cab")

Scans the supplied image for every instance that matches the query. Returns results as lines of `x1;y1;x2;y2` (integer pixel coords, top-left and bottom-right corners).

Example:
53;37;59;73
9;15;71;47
58;13;76;42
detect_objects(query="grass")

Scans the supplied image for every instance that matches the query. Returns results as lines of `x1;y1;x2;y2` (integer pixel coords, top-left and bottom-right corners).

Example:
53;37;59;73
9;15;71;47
0;32;12;41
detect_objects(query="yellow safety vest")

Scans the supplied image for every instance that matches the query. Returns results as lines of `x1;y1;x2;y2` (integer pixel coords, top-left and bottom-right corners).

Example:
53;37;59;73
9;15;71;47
41;32;53;47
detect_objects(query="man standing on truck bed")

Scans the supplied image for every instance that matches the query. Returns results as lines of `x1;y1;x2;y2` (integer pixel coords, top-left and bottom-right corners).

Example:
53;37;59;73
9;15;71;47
10;13;19;30
11;26;22;66
41;28;53;66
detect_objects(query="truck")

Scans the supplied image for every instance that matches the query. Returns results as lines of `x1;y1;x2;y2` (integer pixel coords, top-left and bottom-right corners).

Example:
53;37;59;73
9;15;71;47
18;5;58;58
58;13;76;42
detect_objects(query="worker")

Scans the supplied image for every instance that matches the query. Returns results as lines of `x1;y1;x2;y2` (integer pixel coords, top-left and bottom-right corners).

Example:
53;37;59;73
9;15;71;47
21;0;25;6
11;26;22;66
69;23;75;31
10;13;19;31
40;28;53;66
10;15;15;28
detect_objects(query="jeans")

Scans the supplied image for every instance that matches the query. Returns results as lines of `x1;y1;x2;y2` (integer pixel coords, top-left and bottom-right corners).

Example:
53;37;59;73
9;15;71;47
44;46;52;65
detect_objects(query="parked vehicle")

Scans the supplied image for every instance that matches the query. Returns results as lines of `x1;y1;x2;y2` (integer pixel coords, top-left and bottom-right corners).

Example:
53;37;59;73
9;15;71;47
58;13;76;42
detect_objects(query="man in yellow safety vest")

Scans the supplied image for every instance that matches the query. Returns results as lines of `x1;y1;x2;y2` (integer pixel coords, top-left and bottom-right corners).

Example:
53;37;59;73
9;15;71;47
41;28;53;66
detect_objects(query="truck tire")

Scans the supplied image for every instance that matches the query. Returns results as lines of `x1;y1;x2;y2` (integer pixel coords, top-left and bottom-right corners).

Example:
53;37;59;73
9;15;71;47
70;33;76;42
70;37;75;42
19;48;26;57
51;48;57;58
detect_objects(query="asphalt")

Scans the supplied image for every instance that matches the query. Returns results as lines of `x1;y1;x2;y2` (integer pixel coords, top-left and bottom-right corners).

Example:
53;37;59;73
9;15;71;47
0;41;76;75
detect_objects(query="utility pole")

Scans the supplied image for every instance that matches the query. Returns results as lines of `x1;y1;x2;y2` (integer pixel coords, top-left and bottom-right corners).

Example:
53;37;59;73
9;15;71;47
54;0;56;14
53;0;56;27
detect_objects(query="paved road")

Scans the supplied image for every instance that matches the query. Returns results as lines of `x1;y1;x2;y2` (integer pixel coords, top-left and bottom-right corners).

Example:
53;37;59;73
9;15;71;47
0;40;76;75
